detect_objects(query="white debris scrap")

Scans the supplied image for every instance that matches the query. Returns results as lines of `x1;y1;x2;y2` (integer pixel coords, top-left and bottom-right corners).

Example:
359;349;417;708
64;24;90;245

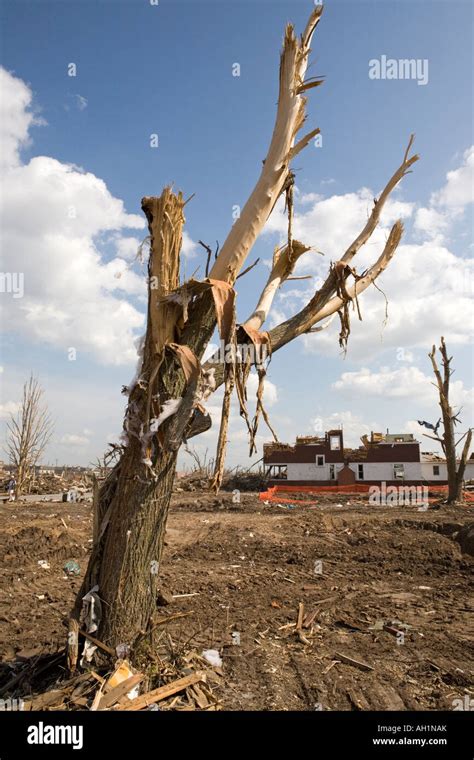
79;584;102;667
201;649;222;668
150;398;183;432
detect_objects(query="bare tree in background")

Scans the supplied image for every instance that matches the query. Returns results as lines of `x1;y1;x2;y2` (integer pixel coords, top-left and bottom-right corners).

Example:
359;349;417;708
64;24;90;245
428;337;473;503
6;374;54;497
67;5;420;662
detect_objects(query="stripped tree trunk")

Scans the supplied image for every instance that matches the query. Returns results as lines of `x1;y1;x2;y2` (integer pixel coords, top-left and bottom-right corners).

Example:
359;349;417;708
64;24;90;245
428;337;473;503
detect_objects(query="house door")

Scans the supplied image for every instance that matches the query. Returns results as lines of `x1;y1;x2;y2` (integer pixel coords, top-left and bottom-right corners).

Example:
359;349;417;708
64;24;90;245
337;465;356;486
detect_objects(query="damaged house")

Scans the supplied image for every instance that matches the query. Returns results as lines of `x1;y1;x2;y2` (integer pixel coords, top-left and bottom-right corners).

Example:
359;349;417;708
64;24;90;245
263;429;474;486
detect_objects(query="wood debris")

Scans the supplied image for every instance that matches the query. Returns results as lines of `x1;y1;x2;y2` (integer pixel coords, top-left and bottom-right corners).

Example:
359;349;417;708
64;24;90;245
115;671;207;711
98;674;144;710
335;652;374;672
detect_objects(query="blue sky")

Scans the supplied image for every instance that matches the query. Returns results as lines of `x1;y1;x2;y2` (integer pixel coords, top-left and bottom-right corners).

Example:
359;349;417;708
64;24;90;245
0;0;473;468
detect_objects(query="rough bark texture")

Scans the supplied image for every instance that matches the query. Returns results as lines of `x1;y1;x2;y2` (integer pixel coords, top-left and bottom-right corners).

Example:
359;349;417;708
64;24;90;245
68;189;194;660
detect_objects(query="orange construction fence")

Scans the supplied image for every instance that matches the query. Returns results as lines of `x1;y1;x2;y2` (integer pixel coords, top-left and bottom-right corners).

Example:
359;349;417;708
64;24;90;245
259;483;474;504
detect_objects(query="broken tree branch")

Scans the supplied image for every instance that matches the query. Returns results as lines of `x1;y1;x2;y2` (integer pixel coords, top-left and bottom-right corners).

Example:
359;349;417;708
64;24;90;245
205;221;403;389
198;240;213;278
243;241;311;332
236;258;261;280
208;5;323;284
341;135;418;264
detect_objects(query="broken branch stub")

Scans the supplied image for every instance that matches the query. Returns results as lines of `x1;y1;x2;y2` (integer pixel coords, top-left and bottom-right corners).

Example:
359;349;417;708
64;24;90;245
141;189;185;354
243;240;311;333
209;6;323;284
341;135;418;265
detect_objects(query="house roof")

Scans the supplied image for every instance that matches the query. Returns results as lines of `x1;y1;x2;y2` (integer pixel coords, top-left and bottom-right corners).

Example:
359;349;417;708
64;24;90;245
385;433;416;443
421;452;445;463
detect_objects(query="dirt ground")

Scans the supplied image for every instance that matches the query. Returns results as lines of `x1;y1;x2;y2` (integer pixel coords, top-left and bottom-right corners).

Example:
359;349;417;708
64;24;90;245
0;490;473;711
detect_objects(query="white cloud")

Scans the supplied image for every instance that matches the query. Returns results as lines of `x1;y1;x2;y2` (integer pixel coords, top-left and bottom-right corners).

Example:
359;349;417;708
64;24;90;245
0;400;20;418
181;230;199;259
0;68;152;365
333;365;474;410
2;157;144;364
59;433;90;446
300;192;322;204
414;146;473;241
264;187;414;278
432;146;474;209
0;67;44;170
0;68;201;367
414;206;449;240
334;366;429;398
303;239;473;359
115;236;142;260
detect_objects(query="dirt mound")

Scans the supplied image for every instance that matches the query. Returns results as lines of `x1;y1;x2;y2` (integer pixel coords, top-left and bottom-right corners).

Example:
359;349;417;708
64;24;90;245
456;522;474;557
3;527;85;561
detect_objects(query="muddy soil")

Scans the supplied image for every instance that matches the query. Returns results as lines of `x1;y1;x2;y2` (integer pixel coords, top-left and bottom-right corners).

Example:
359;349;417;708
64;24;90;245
0;492;472;710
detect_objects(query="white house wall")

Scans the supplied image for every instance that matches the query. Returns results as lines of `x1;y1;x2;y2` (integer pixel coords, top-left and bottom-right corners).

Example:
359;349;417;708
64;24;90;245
420;462;474;481
278;460;474;482
348;462;422;481
285;461;423;481
420;462;447;480
286;463;344;481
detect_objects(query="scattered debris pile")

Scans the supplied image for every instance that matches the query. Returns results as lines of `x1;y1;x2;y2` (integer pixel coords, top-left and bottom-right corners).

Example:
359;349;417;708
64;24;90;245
175;469;263;493
175;473;209;492
221;471;264;492
0;469;93;498
0;615;223;711
29;474;91;497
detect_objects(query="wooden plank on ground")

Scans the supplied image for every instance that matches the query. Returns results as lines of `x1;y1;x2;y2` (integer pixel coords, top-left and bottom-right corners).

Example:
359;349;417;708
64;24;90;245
335;652;374;672
80;630;115;657
98;674;144;710
115;672;206;711
296;602;305;631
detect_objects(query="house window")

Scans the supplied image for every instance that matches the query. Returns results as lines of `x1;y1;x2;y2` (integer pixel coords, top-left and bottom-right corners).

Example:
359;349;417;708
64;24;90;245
316;455;325;466
393;464;405;480
357;464;364;480
329;464;336;480
433;465;440;476
329;435;341;451
266;465;287;479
